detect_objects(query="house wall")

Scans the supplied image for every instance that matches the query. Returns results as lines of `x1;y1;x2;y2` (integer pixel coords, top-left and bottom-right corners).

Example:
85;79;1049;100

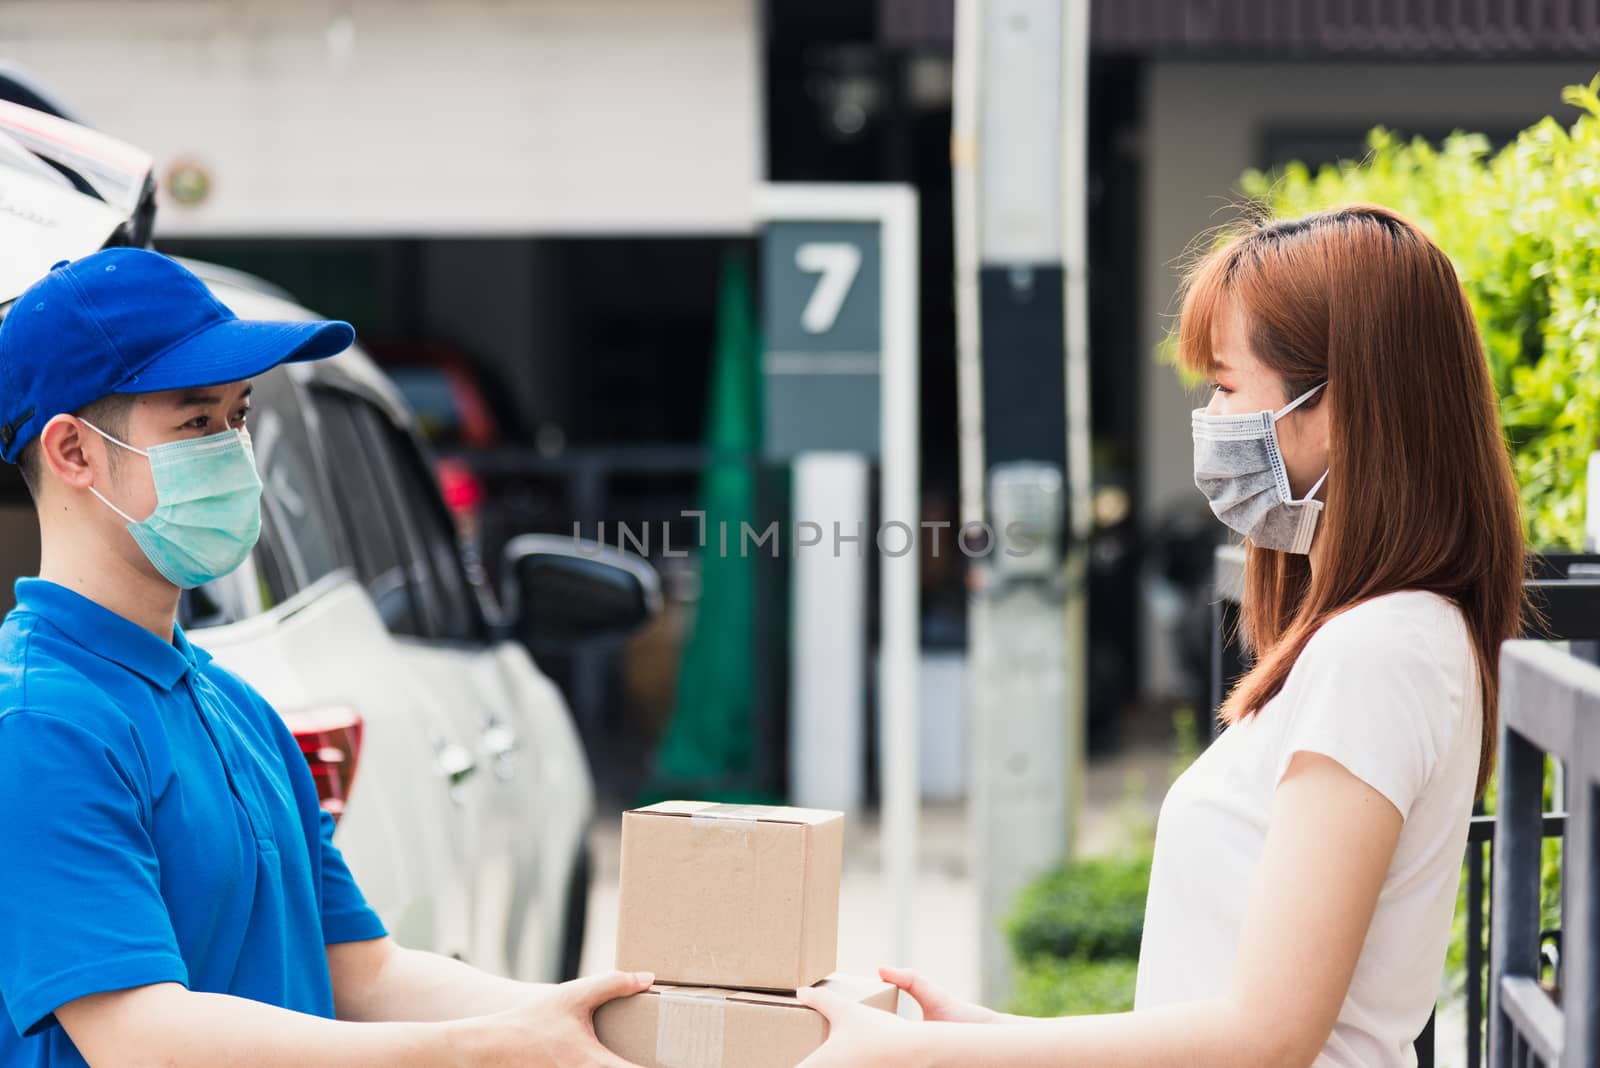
1;0;763;235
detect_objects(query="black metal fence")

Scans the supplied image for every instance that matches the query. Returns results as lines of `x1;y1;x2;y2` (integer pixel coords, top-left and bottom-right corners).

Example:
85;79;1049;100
1489;641;1600;1065
1209;547;1600;1067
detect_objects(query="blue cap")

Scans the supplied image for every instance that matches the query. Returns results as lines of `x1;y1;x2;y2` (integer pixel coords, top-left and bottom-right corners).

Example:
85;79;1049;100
0;248;355;462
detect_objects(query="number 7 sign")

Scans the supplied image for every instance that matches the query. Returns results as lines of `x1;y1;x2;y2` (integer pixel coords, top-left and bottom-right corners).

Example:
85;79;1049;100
795;241;863;335
758;187;910;459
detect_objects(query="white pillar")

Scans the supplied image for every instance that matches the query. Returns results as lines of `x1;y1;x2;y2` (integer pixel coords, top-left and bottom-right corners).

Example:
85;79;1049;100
788;451;870;811
879;187;922;970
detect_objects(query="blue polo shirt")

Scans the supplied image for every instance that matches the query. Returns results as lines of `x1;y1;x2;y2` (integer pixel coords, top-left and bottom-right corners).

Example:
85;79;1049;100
0;578;387;1066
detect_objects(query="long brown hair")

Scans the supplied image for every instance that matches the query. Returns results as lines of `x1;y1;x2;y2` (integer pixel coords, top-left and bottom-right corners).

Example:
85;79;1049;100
1177;204;1524;801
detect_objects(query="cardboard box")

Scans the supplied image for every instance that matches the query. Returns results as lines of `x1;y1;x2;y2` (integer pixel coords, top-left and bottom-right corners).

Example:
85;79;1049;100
615;801;844;990
595;975;898;1068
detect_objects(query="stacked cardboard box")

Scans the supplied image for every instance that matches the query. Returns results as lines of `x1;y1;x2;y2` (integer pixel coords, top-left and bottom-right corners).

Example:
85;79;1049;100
596;801;898;1068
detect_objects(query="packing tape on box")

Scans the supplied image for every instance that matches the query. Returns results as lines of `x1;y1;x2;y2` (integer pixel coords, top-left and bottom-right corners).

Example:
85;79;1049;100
691;805;761;844
693;803;765;823
656;990;727;1068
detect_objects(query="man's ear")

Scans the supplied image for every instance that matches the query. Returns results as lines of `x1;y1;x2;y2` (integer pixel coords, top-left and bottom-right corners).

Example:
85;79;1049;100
36;415;99;492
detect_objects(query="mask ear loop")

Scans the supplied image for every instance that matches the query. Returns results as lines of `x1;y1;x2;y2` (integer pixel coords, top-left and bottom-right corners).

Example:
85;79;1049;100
78;418;147;524
1272;384;1330;505
1270;380;1327;422
79;418;149;457
87;485;137;524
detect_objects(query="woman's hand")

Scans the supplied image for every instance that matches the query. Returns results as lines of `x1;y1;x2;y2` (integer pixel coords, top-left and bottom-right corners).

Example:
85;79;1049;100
794;983;925;1068
878;967;999;1024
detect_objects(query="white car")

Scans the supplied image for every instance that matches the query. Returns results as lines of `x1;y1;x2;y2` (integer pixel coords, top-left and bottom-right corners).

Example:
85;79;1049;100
0;265;659;981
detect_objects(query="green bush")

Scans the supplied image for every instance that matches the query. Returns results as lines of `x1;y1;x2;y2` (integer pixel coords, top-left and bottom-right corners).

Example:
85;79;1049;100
1004;846;1153;1019
1005;848;1153;1018
1238;76;1600;550
1009;955;1141;1018
1005;851;1152;964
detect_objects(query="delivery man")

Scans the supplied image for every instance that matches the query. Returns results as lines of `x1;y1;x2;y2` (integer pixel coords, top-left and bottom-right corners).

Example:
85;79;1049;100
0;248;649;1067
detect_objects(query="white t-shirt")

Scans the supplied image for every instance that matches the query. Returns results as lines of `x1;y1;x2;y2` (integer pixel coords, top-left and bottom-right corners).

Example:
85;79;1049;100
1134;590;1483;1067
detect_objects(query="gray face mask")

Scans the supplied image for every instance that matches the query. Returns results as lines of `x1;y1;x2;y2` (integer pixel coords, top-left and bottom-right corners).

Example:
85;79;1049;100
1191;382;1328;554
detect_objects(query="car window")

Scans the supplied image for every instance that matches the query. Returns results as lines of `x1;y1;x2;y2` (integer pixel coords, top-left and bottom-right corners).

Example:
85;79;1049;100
310;389;426;636
345;401;481;643
383;366;463;443
247;370;347;606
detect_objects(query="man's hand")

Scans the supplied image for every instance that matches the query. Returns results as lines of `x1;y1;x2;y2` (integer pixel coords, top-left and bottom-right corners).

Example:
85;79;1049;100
878;967;998;1024
466;970;652;1067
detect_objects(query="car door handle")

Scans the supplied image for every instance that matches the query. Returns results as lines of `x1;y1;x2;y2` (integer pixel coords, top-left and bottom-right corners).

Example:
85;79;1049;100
481;723;520;782
435;742;478;789
482;724;519;759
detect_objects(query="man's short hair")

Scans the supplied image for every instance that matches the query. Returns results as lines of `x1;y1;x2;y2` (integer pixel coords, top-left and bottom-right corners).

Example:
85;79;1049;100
16;394;136;501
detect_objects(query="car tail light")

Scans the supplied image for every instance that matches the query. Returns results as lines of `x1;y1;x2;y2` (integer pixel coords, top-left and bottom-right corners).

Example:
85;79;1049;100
280;705;364;824
435;457;486;519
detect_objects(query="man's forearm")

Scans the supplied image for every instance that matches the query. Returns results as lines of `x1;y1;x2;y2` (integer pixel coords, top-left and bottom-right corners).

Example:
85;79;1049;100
59;982;488;1068
340;943;550;1022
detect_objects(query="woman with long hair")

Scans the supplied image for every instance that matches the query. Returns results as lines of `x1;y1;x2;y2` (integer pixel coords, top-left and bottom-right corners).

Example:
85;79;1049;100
797;205;1526;1067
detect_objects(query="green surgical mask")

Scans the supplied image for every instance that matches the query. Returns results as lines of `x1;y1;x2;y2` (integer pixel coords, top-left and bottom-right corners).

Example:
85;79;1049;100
82;419;264;589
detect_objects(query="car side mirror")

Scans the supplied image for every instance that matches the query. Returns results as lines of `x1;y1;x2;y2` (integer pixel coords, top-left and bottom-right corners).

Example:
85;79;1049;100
500;533;661;645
